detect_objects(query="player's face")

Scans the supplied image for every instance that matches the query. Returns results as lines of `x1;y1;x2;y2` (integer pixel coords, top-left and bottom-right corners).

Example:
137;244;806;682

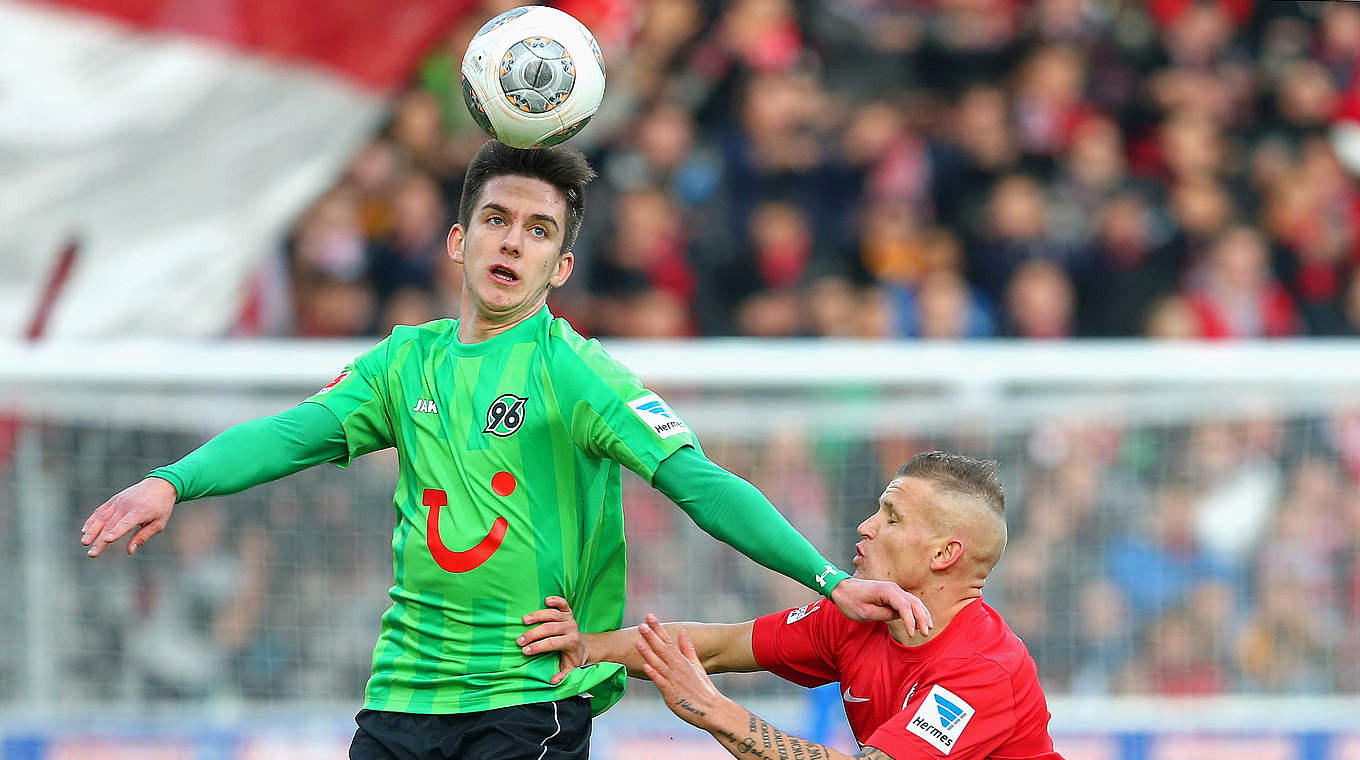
448;174;574;325
853;477;938;591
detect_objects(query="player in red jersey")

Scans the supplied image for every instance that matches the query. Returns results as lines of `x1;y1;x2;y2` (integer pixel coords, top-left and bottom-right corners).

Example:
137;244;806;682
521;451;1064;759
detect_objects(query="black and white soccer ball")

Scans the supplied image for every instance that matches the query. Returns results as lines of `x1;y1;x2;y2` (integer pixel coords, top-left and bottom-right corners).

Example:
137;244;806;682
460;5;606;148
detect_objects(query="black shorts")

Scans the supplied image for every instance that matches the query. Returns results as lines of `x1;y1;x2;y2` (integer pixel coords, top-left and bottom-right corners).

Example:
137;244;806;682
349;696;592;760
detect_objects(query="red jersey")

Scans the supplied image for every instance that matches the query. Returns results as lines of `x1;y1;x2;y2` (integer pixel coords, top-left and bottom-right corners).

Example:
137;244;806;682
751;598;1062;760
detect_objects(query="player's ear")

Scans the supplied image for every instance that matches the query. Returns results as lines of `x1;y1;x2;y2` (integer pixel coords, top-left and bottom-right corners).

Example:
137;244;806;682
931;538;964;571
550;249;574;288
448;224;465;264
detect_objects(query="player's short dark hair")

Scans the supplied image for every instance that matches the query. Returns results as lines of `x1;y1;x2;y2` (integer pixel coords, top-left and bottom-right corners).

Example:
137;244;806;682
457;141;596;254
896;451;1005;517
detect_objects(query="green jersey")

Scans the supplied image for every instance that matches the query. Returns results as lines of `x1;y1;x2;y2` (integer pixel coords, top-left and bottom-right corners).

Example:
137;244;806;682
303;306;696;716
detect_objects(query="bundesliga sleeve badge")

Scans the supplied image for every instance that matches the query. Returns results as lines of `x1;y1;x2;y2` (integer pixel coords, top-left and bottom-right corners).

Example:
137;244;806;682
628;392;689;439
906;684;976;754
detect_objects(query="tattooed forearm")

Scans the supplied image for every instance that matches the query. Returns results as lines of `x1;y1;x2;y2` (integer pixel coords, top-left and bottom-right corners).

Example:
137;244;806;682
708;710;840;760
676;699;706;717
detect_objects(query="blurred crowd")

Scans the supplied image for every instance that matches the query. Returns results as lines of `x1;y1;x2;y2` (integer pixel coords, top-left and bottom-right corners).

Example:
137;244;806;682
244;0;1360;340
6;402;1355;706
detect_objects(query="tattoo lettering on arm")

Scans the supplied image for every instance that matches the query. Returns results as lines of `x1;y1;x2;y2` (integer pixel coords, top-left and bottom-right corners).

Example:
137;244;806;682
710;710;837;760
856;748;893;759
677;699;707;718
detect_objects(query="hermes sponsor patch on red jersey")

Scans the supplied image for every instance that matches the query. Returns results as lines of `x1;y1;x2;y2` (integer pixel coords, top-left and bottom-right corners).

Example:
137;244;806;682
907;684;975;753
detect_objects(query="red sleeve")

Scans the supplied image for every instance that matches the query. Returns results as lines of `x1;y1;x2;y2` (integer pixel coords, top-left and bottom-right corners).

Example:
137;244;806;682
749;599;839;688
864;658;1016;760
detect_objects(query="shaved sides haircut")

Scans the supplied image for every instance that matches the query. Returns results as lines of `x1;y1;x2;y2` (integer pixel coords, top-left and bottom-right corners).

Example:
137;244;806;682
897;451;1005;516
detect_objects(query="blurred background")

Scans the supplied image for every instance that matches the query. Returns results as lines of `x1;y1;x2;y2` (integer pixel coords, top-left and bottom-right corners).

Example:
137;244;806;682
3;0;1360;757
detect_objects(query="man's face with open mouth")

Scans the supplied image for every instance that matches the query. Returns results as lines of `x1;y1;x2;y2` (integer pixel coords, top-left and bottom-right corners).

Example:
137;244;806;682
450;174;574;325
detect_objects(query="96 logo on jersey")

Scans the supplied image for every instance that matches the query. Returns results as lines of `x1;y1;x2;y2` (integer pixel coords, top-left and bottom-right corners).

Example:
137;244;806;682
484;394;528;437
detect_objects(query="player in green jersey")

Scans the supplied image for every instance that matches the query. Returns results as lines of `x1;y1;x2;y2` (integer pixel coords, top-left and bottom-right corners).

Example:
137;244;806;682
80;141;932;760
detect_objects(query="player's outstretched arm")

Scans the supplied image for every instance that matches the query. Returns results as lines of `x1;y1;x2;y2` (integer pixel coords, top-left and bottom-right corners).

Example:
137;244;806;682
81;477;177;557
652;447;931;633
520;599;758;683
79;403;349;558
635;615;895;760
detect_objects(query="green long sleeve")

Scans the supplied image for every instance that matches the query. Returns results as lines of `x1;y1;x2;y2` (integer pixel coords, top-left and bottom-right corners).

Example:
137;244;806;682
149;402;350;502
651;446;850;597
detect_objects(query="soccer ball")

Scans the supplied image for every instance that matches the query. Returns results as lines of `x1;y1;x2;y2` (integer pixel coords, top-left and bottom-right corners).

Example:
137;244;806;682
460;6;606;149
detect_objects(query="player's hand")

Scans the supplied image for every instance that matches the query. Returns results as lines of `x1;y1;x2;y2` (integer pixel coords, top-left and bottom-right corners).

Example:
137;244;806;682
636;613;728;731
830;577;933;634
80;477;178;558
520;596;589;685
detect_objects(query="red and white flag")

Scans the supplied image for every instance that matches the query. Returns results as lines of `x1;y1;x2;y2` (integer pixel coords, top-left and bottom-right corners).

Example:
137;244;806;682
0;0;470;338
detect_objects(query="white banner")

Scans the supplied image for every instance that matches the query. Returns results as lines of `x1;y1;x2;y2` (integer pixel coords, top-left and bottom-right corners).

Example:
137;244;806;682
0;0;385;337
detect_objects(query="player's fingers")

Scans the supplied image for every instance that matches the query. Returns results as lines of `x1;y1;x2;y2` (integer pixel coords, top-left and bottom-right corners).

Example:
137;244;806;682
884;589;917;636
545;596;571;613
518;621;564;647
913;595;934;634
81;501;117;545
636;625;670;673
521;608;566;626
520;629;576;655
86;505;135;557
642;662;671;693
679;628;702;668
900;602;918;637
93;505;151;556
889;586;933;635
102;511;142;543
644;613;676;649
126;520;164;556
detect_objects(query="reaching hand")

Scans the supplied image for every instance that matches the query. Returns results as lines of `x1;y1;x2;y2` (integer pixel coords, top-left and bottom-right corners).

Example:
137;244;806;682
830;576;933;634
80;477;178;558
520;596;588;685
636;613;727;731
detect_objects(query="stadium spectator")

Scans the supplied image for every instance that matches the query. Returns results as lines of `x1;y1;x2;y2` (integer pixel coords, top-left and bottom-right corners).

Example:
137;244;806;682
1078;191;1179;336
1068;579;1136;694
969;175;1082;307
1105;483;1238;620
1141;605;1229;695
127;505;271;700
1184;226;1301;338
1003;259;1076;339
892;269;995;340
366;172;447;308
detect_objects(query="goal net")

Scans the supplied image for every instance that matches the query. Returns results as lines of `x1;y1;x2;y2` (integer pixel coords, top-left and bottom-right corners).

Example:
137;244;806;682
2;340;1358;758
